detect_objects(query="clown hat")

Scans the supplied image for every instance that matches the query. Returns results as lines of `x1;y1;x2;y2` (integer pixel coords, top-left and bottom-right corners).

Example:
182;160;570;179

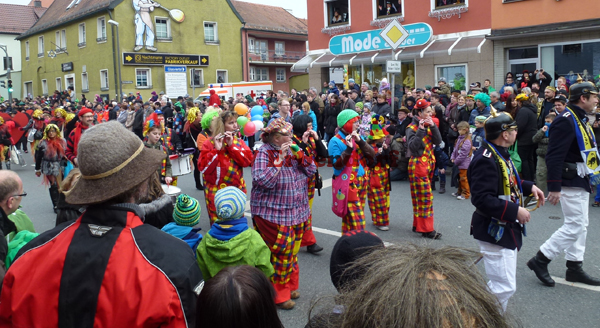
368;113;389;140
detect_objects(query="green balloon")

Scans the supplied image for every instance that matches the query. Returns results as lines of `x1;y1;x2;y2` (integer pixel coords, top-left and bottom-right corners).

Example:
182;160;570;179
237;116;248;128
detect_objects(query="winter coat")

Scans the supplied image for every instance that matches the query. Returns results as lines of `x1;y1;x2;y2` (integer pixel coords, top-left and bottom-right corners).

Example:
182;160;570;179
196;223;274;280
323;103;342;135
327;86;339;96
500;82;517;95
451;134;472;169
532;127;549;157
140;193;174;229
125;110;136;131
515;103;538;147
472;127;485;149
162;222;202;252
372;102;391;118
469;106;490;125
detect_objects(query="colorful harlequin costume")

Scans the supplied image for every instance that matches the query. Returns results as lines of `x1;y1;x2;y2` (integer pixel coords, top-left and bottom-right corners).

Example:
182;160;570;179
0;117;12;170
199;119;254;225
406;101;442;235
144;110;183;185
367;114;391;228
251;118;316;306
34;124;67;211
328;110;376;233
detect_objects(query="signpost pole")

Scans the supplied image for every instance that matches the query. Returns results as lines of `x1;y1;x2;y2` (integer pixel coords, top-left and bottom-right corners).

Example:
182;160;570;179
391;49;395;115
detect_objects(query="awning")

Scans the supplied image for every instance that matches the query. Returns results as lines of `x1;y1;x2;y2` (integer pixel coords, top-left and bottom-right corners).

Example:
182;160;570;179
421;36;487;57
330;54;358;66
291;53;321;72
310;53;337;67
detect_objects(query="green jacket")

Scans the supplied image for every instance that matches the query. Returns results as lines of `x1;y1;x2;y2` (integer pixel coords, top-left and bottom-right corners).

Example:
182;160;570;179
196;228;274;280
7;209;36;241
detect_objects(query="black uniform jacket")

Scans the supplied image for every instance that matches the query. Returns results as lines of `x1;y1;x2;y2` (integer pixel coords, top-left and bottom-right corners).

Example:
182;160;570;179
468;142;534;250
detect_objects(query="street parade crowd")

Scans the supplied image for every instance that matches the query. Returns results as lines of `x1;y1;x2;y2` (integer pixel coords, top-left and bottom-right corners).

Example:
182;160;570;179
0;70;597;327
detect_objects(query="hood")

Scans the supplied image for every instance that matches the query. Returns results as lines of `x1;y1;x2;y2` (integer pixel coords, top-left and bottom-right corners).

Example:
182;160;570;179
209;90;216;95
139;194;172;217
202;229;251;263
161;222;194;239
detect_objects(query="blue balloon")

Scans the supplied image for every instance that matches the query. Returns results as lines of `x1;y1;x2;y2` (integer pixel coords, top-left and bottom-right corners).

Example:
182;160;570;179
251;105;263;117
262;105;267;109
252;114;263;122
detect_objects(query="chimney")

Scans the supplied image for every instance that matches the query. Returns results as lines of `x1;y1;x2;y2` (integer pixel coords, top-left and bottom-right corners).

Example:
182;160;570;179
34;0;42;7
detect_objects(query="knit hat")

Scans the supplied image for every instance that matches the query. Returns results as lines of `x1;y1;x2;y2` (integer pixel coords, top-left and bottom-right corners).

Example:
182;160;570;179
337;109;359;128
329;80;336;87
355;102;364;111
369;114;389;140
173;194;201;226
330;230;384;291
349;78;355;83
214;187;246;221
475;115;487;123
78;107;93;117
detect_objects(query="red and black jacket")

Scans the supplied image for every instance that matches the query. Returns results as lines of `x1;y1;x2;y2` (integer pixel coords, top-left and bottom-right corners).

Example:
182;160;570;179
0;205;202;327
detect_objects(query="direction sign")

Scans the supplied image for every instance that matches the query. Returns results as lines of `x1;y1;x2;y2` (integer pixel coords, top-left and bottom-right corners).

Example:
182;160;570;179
379;20;409;50
386;60;402;73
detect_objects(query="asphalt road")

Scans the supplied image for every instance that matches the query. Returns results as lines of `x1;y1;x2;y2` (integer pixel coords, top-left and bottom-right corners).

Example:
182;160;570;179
13;155;600;328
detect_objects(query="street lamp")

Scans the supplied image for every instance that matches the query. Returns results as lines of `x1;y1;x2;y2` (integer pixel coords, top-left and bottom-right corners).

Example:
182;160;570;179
0;44;12;104
108;19;123;100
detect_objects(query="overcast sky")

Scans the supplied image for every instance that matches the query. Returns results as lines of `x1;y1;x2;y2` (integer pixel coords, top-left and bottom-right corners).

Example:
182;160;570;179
3;0;308;18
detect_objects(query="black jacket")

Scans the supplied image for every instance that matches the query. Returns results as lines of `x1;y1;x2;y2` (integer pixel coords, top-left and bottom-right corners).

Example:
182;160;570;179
323;103;341;135
132;109;144;140
546;104;592;193
468;142;534;250
515;103;537;146
372;102;391;118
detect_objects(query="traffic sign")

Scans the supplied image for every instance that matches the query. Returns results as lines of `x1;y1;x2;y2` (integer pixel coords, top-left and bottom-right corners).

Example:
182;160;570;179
379;20;409;50
386;60;402;73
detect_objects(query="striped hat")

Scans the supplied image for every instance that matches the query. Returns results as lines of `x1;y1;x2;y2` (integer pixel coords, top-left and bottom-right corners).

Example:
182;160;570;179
214;187;246;221
173;194;201;226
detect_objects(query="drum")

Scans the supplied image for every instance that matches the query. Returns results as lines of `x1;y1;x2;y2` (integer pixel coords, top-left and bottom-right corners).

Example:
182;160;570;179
169;154;192;176
161;184;181;204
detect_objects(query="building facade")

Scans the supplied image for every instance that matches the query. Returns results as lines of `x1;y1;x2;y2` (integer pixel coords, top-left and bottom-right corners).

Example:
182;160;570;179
232;0;308;93
0;2;47;101
18;0;244;101
490;0;600;90
297;0;493;95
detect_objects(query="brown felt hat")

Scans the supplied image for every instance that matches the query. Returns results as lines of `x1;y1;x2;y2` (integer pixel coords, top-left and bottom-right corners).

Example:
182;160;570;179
65;121;165;205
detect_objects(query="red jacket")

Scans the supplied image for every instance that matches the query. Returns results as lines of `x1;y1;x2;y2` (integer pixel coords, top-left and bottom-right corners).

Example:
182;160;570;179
199;137;254;186
0;205;202;328
209;90;221;107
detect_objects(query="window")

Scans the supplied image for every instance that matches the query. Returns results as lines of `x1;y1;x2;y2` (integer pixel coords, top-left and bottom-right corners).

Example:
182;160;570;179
436;64;467;91
79;23;86;47
55;30;67;52
81;72;89;92
41;79;48;95
190;68;204;87
97;17;107;42
135;68;151;88
100;69;109;90
65;75;75;93
25;41;30;60
38;36;44;57
248;38;255;53
325;0;349;27
433;0;465;10
257;40;267;54
217;70;228;83
250;67;268;81
56;77;62;91
276;68;286;82
375;0;403;18
155;17;171;40
539;41;600;90
275;42;285;56
204;22;218;43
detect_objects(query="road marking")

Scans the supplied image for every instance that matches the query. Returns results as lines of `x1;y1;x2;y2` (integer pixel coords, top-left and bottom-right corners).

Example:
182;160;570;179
552;276;600;292
312;226;341;237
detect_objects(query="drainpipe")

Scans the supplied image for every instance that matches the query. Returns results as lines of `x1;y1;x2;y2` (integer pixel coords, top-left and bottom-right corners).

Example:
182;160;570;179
108;10;119;100
240;22;246;81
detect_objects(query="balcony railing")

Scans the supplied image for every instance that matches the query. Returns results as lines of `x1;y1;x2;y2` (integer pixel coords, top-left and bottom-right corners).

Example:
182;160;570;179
248;50;307;64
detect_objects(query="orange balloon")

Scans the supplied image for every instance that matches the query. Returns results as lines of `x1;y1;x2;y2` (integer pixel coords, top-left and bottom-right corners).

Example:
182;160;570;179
234;103;248;116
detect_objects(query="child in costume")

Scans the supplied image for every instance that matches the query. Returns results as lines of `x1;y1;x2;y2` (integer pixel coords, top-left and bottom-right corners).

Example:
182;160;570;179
450;121;473;200
196;186;273;280
367;114;391;231
0;117;13;170
143;113;173;185
35;124;67;213
22;109;47;159
161;194;203;252
328;109;376;233
199;111;254;225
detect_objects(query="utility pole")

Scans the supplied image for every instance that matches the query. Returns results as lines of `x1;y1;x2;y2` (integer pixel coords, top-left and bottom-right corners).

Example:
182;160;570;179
0;45;11;104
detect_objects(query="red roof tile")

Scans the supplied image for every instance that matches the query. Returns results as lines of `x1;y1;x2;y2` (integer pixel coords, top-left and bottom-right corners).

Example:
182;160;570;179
0;3;47;35
231;1;307;35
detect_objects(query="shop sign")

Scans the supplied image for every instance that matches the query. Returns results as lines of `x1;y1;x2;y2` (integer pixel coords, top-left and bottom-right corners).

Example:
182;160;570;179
329;22;432;56
123;53;209;66
122;81;134;84
386;60;402;73
164;66;188;98
61;62;73;72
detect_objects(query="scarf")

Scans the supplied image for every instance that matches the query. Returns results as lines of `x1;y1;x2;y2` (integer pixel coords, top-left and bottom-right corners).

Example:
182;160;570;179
565;106;600;184
70;122;89;157
208;218;249;241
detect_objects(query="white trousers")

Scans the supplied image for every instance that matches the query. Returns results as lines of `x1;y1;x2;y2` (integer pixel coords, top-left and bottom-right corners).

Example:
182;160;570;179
477;240;517;313
540;187;589;261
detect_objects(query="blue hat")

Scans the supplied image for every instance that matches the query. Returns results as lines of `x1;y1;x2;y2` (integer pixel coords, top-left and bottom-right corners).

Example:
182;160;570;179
155;109;163;115
214;187;247;221
329;80;336;86
349;78;355;83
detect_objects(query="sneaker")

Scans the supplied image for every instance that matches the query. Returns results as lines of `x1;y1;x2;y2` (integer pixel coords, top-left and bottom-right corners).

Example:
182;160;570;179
133;45;143;51
457;195;466;200
376;225;389;231
451;192;459;197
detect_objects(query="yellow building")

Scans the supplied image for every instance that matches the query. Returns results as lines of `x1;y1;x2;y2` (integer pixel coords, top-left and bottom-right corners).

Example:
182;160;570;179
18;0;244;102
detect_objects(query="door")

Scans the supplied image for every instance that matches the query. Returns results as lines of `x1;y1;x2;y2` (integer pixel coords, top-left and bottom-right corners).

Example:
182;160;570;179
508;47;539;88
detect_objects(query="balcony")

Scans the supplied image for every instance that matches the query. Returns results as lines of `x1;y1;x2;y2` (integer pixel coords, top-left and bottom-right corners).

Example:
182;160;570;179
248;50;306;65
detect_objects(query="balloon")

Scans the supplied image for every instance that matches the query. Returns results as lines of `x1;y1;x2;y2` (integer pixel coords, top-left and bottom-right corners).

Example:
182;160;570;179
237;116;248;128
254;120;264;131
234;103;248;116
251;105;263;117
244;121;256;136
262;105;267;109
252;115;263;122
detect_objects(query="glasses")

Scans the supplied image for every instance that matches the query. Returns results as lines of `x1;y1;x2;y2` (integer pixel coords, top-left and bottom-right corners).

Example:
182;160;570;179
82;115;94;119
13;191;27;198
